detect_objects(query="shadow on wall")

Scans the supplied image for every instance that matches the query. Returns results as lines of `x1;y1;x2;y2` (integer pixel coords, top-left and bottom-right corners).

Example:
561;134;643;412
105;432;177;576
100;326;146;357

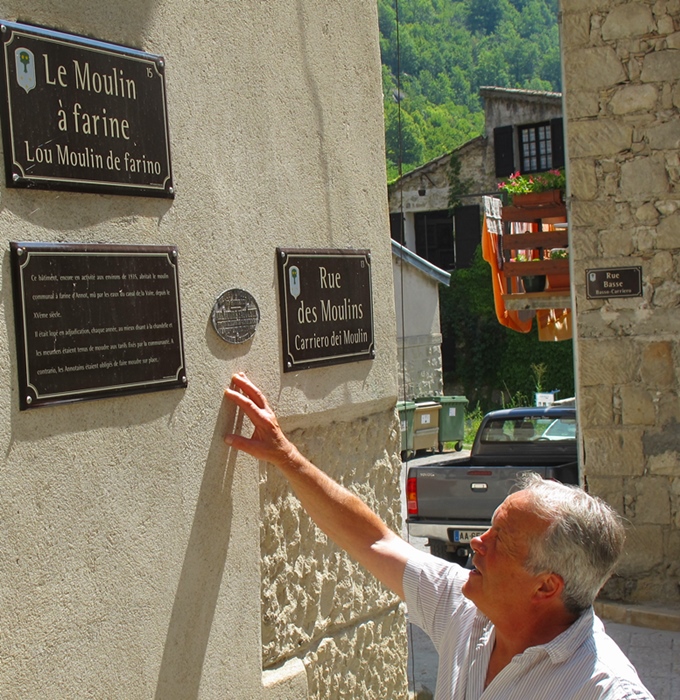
154;396;241;700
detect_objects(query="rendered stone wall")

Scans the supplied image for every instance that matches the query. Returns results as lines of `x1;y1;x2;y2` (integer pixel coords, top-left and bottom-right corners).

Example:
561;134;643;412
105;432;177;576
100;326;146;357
481;87;563;137
561;0;680;603
260;411;408;699
388;138;487;221
393;258;445;399
397;335;444;400
0;1;403;698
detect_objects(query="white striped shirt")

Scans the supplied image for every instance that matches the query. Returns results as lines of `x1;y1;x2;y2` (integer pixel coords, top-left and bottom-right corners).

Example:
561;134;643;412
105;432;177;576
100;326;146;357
403;554;654;700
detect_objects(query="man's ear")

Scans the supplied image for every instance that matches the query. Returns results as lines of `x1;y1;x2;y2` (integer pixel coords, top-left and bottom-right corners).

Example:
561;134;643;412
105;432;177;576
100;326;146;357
534;572;565;602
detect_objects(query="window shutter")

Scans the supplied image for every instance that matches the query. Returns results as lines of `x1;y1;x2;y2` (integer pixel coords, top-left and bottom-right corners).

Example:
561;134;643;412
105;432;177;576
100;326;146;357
389;213;404;244
551;117;565;169
453;205;481;269
494;125;514;177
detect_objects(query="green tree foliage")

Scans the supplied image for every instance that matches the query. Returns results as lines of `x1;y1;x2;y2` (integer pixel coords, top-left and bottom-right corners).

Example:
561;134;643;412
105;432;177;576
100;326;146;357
380;0;561;178
464;0;507;34
439;248;574;411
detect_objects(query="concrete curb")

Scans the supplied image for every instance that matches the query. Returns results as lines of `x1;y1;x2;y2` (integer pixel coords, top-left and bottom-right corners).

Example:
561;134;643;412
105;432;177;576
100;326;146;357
595;600;680;632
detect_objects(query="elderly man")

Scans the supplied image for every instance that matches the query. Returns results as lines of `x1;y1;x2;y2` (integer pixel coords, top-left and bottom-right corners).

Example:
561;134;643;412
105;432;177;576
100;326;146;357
224;373;653;700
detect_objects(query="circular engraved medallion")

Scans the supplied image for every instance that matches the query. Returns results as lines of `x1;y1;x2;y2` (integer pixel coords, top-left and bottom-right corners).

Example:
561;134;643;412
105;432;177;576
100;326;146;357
211;288;260;344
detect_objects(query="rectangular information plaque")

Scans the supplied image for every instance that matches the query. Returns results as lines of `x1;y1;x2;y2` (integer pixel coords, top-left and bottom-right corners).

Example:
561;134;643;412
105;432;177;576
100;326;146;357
276;248;374;372
0;21;173;197
586;266;642;300
10;242;186;409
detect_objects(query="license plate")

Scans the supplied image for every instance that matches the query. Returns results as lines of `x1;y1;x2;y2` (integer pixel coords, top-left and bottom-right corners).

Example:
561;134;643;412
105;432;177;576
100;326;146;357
453;529;486;544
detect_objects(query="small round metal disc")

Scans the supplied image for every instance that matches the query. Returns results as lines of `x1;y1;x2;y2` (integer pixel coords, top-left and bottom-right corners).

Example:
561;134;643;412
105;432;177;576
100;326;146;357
211;288;260;344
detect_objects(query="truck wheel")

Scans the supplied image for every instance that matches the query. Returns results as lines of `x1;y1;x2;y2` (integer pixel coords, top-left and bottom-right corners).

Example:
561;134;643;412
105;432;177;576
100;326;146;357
429;540;472;567
429;540;452;561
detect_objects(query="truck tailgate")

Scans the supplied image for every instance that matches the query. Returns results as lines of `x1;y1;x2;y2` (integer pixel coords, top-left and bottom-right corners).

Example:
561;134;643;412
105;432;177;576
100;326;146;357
410;465;551;521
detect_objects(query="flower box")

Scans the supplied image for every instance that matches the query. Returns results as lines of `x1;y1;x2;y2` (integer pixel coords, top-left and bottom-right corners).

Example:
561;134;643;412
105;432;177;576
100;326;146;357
511;189;564;208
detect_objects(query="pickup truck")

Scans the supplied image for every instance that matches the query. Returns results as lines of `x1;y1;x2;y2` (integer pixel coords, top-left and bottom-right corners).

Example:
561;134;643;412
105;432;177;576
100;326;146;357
406;406;578;566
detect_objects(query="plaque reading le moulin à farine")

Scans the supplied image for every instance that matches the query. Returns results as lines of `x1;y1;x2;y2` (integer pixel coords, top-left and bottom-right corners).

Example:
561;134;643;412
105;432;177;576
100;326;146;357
0;21;173;197
276;248;374;372
10;242;187;410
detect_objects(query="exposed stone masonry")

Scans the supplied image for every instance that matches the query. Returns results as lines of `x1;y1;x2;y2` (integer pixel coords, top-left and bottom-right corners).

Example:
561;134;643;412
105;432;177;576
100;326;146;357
259;410;408;699
562;0;680;603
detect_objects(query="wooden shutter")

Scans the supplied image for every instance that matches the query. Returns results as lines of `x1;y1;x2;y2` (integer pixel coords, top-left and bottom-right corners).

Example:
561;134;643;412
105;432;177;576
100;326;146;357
454;205;481;269
494;125;514;177
551;117;565;169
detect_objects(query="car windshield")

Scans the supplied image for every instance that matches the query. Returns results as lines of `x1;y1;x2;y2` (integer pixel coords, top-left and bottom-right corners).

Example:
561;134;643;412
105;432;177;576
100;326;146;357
480;416;576;444
541;418;577;440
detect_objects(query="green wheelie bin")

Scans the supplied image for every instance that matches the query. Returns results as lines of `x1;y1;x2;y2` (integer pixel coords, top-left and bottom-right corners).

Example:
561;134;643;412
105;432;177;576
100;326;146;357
397;400;416;460
417;395;469;452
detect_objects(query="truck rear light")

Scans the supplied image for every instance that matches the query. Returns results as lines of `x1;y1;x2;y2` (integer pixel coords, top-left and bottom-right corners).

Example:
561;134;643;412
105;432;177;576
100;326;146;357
406;476;418;515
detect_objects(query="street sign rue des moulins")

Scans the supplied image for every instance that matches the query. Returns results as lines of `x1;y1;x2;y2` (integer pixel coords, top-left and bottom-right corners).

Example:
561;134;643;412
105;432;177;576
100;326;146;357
277;248;375;373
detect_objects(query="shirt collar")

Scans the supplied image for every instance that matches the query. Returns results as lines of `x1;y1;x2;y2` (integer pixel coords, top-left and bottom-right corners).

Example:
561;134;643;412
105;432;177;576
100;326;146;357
537;607;595;664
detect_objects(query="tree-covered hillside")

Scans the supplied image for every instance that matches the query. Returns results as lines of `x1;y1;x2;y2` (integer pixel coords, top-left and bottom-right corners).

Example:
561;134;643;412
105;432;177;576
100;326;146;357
379;0;561;179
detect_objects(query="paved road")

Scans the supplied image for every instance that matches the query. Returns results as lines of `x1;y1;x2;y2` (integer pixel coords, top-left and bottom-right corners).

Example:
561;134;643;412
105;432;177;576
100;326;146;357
400;452;680;700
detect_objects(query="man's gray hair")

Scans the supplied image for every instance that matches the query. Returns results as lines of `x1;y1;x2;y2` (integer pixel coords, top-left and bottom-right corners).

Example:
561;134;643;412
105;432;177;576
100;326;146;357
517;472;626;615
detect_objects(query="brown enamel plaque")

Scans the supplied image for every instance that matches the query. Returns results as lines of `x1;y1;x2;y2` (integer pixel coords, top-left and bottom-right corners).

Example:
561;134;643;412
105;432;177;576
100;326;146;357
10;242;187;409
586;266;642;300
276;248;374;372
0;21;173;197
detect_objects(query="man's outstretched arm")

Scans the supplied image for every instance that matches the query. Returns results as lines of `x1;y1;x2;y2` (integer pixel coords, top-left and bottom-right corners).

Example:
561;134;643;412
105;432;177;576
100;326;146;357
224;372;416;599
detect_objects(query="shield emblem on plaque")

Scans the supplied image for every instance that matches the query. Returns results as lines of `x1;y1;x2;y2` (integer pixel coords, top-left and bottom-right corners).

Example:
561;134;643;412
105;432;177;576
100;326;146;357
15;48;36;93
288;266;301;299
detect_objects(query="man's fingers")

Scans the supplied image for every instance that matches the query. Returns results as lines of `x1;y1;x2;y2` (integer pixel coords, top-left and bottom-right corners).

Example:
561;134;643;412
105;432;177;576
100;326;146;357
230;372;268;410
224;386;255;414
224;384;276;434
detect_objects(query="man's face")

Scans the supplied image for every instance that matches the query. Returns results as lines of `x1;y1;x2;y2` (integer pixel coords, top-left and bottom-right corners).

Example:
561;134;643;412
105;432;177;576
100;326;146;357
461;490;550;621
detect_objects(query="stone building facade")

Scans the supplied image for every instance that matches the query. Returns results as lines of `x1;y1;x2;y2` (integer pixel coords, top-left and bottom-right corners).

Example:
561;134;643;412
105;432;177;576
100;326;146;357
561;0;680;603
387;87;564;271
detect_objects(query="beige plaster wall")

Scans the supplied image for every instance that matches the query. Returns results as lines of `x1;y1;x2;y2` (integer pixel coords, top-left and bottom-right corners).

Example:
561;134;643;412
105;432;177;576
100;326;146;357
393;259;444;398
561;0;680;604
0;2;405;698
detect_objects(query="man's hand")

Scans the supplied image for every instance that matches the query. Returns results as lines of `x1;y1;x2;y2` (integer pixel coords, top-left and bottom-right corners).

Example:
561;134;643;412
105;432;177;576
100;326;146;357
224;372;299;468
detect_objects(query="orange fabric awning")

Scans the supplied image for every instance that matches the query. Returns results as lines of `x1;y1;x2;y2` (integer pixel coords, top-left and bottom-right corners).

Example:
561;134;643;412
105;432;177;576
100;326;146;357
481;215;533;334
